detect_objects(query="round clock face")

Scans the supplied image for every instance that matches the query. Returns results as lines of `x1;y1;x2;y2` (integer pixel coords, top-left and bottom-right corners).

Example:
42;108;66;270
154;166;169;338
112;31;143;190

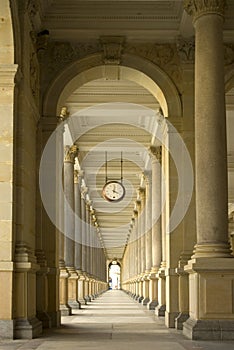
102;181;125;202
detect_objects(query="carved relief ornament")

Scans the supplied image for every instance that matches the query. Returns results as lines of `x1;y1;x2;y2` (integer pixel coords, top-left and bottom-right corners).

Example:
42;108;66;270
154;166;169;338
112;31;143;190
100;36;125;64
177;36;195;63
64;145;79;163
184;0;226;21
148;146;162;162
58;106;69;124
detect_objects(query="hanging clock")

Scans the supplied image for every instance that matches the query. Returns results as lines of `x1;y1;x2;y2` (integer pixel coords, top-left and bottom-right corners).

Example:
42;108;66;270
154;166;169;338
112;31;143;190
102;180;125;202
102;151;125;202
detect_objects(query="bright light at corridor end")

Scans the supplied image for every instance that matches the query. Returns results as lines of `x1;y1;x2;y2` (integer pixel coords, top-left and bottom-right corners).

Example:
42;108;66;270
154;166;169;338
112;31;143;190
39;103;194;247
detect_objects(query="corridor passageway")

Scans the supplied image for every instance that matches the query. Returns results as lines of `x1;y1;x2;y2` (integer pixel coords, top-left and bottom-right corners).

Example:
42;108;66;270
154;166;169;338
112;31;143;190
1;290;234;350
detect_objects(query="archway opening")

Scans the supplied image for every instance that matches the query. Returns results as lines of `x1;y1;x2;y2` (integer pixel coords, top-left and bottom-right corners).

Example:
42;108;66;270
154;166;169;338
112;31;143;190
108;261;121;290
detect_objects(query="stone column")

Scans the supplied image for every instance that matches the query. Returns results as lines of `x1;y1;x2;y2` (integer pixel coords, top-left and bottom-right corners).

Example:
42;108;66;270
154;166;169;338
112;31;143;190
175;36;196;331
58;145;72;316
64;145;80;310
148;146;162;311
74;170;82;307
130;216;137;298
78;184;88;305
142;174;151;306
84;200;91;301
139;185;149;306
183;0;234;340
136;199;143;301
133;208;139;299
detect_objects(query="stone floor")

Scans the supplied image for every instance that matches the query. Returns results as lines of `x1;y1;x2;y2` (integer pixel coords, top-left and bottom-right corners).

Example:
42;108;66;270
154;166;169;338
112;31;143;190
1;290;234;350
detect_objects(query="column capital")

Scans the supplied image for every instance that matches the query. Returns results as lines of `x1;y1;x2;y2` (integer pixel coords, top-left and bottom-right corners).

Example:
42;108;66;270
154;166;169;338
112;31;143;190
74;169;83;184
64;145;79;163
58;106;69;124
81;185;88;199
184;0;226;22
148;146;161;162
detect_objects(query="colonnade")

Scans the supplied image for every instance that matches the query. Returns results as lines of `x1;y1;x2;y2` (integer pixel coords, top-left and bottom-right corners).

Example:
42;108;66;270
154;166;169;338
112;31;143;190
122;0;234;341
59;139;107;316
122;146;164;312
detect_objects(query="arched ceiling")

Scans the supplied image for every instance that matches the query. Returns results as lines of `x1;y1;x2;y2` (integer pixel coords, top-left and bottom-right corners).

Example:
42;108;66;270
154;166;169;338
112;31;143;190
65;79;160;259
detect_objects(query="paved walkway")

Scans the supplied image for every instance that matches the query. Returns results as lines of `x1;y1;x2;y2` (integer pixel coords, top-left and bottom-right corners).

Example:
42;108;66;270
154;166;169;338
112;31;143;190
1;290;234;350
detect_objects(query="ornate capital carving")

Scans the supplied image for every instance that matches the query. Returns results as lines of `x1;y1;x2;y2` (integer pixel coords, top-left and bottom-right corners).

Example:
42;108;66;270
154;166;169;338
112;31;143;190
138;186;145;197
100;36;125;65
184;0;226;22
58;106;69;124
81;185;88;199
64;145;79;163
177;36;195;63
148;146;162;162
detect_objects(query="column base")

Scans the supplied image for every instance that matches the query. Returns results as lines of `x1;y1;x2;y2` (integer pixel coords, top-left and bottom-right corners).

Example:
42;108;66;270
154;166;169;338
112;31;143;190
0;320;14;339
68;300;81;310
84;296;92;302
47;311;61;327
147;300;158;310
36;311;52;328
78;298;87;305
175;312;189;330
137;296;144;303
155;304;166;317
165;311;179;328
183;318;234;340
14;317;42;339
141;297;150;306
60;304;72;316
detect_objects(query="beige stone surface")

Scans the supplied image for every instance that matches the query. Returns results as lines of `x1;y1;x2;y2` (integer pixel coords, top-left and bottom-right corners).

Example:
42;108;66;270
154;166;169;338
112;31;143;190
1;290;234;349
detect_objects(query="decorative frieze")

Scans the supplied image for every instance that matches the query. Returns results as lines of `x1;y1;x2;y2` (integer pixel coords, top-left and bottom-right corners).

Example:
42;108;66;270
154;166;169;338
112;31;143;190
125;42;182;89
45;41;101;75
41;38;183;92
184;0;226;21
177;36;195;63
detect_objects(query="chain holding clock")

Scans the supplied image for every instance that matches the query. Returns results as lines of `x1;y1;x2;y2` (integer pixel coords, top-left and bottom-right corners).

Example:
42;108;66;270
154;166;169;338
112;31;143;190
102;152;125;202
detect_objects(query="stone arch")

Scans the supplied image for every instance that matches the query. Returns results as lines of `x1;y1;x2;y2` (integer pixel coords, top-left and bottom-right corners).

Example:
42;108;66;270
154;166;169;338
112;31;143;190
43;53;182;119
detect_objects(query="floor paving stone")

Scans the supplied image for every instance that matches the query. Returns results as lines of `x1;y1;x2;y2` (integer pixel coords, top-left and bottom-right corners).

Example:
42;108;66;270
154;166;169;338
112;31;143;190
1;290;234;349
